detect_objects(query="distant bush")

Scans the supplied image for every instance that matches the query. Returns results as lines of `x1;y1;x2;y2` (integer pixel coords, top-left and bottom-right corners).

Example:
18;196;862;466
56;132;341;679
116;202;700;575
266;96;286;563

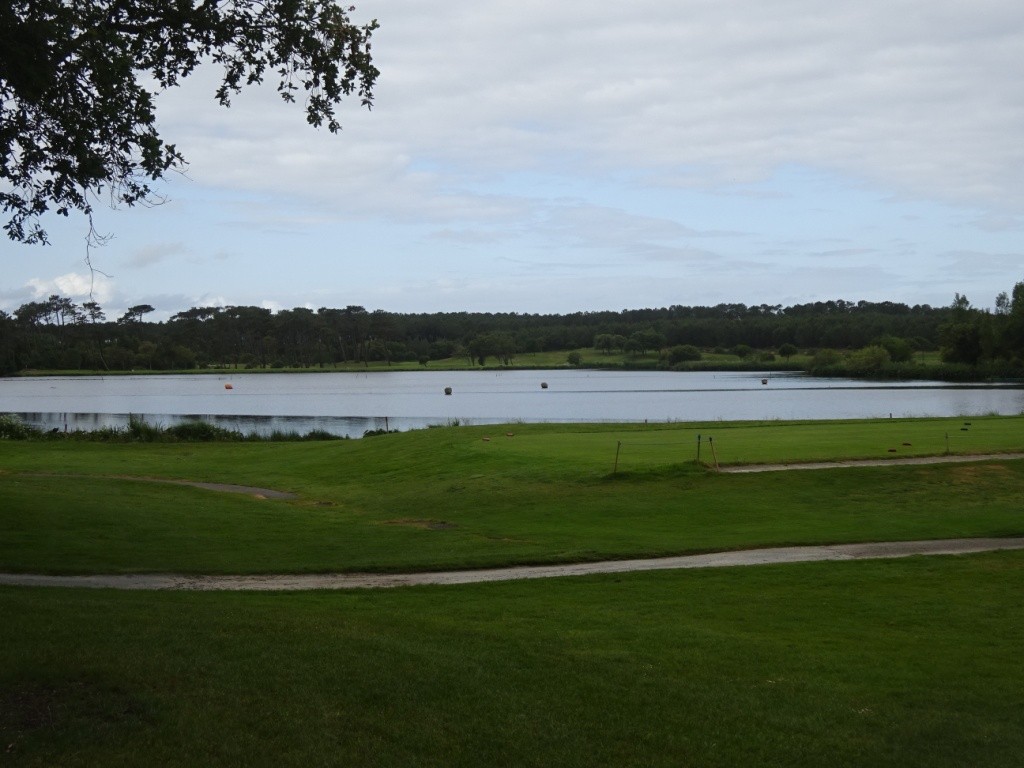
0;416;347;443
166;421;243;441
303;429;344;441
777;343;798;359
427;419;461;429
806;349;843;374
0;414;39;439
847;345;891;373
127;415;164;441
876;336;913;363
665;345;702;364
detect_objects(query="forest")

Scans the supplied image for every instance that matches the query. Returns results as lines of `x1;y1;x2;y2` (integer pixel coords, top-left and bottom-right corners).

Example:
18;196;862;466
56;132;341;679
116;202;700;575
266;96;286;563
1;282;1022;379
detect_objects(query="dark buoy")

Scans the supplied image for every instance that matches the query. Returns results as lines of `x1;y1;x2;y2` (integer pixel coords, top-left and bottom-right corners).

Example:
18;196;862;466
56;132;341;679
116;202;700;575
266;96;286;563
761;378;768;385
541;382;548;389
444;386;452;396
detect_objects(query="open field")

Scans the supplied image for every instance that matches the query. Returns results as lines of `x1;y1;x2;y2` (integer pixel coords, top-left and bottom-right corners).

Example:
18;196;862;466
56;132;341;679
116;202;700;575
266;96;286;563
1;416;1024;574
3;416;1024;765
3;552;1024;767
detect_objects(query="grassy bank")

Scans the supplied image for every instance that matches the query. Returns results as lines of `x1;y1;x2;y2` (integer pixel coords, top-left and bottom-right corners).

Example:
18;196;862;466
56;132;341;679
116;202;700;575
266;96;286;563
1;416;1022;574
4;416;1024;766
3;551;1024;766
19;348;1024;380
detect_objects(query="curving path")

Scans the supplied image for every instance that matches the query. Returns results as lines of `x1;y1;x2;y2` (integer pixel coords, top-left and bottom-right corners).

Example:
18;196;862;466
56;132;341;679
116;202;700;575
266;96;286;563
2;538;1023;592
4;453;1022;591
718;452;1024;473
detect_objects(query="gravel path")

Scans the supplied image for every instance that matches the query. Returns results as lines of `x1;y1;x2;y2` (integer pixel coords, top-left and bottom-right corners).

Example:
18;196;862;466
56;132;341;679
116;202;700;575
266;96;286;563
4;453;1021;592
2;538;1022;592
718;452;1024;473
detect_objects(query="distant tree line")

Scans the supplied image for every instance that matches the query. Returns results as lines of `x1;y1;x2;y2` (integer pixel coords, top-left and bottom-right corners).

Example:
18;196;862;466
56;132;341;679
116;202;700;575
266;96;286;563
1;285;1022;377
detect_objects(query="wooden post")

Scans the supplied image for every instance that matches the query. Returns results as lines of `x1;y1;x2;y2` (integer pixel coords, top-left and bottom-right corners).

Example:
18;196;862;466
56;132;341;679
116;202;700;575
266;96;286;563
696;434;701;464
614;441;622;474
709;436;719;471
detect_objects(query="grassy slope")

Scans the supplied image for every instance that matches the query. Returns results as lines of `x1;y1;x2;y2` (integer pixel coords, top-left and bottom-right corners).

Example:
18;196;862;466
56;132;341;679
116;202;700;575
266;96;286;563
3;551;1023;767
4;417;1024;766
1;416;1023;574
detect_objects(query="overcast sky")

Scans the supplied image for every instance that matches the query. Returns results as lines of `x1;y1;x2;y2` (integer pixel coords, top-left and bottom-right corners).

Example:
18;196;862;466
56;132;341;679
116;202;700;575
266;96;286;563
4;0;1024;320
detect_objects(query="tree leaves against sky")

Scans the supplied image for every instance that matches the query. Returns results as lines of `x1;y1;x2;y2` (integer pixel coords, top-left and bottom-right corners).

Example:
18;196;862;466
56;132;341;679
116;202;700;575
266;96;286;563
0;0;378;245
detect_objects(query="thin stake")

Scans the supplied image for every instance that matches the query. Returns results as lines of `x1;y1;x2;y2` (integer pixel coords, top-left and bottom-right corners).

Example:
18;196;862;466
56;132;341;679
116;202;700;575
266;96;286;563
696;433;701;464
614;440;622;473
709;436;719;471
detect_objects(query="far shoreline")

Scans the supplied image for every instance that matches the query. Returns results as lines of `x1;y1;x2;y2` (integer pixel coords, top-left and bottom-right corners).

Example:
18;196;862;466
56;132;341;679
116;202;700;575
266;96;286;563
7;361;1023;386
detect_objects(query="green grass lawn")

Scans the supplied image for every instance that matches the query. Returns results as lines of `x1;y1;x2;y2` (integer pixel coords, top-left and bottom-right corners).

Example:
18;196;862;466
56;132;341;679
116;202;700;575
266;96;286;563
4;416;1024;765
1;416;1023;574
3;551;1023;767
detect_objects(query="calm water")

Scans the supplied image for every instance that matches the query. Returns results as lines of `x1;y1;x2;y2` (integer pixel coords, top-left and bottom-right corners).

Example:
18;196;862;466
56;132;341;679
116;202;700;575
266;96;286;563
2;370;1022;438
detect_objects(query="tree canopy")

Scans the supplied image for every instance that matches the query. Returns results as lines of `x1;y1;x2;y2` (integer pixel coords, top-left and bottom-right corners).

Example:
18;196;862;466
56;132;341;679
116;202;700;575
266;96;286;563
0;0;378;244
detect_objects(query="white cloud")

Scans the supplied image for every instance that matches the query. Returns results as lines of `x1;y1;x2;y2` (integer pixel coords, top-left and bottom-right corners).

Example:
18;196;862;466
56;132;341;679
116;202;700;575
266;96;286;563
7;0;1023;317
27;272;114;304
123;242;188;268
148;0;1024;218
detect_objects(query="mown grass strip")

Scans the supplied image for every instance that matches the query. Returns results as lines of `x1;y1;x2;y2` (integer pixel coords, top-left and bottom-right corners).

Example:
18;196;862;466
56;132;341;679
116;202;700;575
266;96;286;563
2;417;1024;574
2;551;1023;767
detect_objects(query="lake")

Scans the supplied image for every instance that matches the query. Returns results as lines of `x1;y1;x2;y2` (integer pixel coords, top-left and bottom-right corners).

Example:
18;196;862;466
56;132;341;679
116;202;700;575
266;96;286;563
2;370;1022;438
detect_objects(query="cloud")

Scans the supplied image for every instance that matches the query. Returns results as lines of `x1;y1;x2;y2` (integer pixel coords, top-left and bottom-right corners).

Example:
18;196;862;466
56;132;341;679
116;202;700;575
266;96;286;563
808;248;879;259
123;242;188;268
9;0;1023;318
427;228;510;244
937;250;1024;274
148;0;1024;219
966;215;1024;232
26;272;114;304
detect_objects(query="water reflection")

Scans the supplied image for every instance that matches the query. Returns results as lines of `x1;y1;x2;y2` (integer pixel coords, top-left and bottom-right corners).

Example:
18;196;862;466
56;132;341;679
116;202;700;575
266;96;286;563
3;370;1022;438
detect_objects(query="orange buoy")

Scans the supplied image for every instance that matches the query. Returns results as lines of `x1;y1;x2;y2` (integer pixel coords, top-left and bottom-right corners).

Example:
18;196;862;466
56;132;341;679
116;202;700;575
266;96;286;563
224;383;233;390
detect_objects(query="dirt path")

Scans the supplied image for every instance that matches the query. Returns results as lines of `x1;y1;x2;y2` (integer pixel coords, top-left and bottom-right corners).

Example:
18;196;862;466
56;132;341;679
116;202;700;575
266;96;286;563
4;453;1022;592
2;538;1022;592
16;472;298;500
718;452;1024;473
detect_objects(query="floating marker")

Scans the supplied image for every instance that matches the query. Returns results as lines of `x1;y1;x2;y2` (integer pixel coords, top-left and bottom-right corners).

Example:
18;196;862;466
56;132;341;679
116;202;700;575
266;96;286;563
224;383;233;390
444;387;452;395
